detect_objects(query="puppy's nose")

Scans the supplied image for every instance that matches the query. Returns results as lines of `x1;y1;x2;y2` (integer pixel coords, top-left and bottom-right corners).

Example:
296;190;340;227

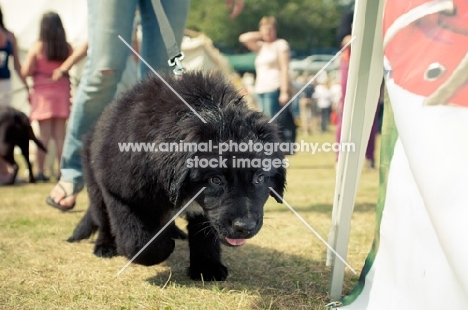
232;218;256;237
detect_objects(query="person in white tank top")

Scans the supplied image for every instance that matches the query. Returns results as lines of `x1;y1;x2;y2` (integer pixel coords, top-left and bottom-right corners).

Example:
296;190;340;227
239;16;291;118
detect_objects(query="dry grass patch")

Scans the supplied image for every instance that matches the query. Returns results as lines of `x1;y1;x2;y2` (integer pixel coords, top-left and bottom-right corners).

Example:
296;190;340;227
0;130;378;309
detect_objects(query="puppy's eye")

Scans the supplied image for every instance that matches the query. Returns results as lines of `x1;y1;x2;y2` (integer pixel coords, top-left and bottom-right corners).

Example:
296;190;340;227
209;176;223;185
254;174;265;184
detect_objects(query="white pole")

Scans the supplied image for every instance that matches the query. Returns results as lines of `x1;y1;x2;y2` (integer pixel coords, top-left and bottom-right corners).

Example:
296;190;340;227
328;0;384;300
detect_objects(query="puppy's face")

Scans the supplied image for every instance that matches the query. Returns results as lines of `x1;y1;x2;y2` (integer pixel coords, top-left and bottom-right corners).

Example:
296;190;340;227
164;92;287;247
184;152;286;247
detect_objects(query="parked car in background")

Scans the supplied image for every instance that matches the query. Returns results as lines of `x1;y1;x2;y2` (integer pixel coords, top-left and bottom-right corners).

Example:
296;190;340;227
289;54;340;75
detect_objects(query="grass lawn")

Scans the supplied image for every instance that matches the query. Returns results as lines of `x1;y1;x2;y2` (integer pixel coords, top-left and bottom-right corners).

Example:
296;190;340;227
0;128;379;309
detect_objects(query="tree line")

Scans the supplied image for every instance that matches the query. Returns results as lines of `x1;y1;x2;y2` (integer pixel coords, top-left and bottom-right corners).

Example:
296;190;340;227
186;0;353;55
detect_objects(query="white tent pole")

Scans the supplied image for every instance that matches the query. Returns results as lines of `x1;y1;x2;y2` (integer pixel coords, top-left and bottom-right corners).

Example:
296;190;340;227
328;0;384;300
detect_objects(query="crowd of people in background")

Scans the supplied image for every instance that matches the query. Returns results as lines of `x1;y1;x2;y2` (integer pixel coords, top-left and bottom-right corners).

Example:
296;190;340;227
237;8;381;169
0;0;245;211
0;2;380;201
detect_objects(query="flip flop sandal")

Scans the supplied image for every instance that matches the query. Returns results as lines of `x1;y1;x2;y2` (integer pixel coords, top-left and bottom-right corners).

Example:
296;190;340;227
46;181;84;212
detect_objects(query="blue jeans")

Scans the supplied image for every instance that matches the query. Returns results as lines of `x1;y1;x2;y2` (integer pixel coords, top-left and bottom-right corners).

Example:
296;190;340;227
60;0;189;185
257;89;281;119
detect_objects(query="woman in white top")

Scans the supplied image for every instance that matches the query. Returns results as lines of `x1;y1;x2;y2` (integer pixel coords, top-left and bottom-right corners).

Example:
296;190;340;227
239;16;290;118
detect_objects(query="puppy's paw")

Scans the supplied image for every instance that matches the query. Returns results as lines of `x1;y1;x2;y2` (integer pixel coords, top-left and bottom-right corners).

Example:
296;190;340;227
189;262;228;281
94;243;117;258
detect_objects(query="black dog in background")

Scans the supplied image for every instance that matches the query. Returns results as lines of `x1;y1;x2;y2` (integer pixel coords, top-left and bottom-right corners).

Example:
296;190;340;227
0;106;47;185
67;71;286;281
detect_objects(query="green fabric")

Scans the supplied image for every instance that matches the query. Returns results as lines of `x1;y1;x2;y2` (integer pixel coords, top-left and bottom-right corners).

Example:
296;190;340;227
340;89;399;305
224;53;256;72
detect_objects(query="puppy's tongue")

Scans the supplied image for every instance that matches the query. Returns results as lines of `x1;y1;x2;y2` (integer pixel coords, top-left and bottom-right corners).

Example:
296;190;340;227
225;237;246;246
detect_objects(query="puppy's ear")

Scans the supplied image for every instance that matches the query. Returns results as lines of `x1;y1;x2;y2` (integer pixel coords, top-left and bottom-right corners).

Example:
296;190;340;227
169;165;189;206
168;153;191;206
270;164;286;203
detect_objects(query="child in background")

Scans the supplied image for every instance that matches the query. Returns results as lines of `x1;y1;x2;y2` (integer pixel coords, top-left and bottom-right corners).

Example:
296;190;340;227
21;12;72;181
313;72;332;132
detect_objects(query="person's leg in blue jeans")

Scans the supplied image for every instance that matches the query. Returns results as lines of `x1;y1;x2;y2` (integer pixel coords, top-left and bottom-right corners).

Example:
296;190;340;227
256;93;265;114
48;0;189;210
257;89;280;119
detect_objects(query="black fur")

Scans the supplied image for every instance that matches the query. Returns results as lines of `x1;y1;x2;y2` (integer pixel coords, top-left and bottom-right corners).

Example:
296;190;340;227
67;71;286;280
0;106;47;184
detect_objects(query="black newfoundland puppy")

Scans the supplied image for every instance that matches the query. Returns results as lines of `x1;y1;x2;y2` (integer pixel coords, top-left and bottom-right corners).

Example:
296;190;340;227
68;71;286;281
